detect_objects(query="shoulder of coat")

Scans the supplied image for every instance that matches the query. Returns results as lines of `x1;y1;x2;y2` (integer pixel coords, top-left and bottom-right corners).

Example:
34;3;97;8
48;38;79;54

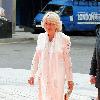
38;33;46;39
60;32;70;42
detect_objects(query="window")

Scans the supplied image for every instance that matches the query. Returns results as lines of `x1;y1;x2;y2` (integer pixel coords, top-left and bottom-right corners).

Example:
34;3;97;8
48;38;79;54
64;6;73;16
42;4;63;14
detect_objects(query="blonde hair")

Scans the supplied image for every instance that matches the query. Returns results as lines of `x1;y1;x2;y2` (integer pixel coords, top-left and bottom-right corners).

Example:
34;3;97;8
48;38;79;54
41;12;62;32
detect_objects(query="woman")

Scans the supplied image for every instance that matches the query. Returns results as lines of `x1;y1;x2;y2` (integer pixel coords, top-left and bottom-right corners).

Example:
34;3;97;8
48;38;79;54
28;12;74;100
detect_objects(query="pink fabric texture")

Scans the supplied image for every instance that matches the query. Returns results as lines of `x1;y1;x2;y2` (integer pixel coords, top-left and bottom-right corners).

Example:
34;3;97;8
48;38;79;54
30;32;73;100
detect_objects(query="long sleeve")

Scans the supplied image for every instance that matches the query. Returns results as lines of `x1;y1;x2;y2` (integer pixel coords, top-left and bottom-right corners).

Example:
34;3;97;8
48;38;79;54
30;34;44;77
30;49;41;77
89;46;97;76
63;36;73;81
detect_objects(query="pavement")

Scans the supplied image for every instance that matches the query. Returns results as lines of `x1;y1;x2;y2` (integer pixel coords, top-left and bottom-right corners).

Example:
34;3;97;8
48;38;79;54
0;68;98;100
0;31;39;44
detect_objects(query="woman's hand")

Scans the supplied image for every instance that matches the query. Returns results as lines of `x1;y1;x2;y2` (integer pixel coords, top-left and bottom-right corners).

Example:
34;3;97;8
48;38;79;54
28;77;34;85
64;93;68;100
90;75;96;84
68;81;74;91
64;81;74;100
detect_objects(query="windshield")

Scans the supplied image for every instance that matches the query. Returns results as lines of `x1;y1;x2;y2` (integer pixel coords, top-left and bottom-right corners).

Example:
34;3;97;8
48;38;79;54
41;4;64;14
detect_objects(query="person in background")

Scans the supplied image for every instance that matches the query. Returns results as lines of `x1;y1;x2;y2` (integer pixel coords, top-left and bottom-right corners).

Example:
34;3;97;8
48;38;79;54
28;11;74;100
0;7;5;16
89;26;100;100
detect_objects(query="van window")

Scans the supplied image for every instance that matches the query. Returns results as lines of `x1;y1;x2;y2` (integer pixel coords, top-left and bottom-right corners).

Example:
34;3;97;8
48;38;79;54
63;6;73;16
42;4;64;14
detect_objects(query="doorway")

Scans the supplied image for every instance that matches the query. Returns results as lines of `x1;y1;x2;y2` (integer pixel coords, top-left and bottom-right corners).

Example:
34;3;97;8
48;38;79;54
16;0;50;32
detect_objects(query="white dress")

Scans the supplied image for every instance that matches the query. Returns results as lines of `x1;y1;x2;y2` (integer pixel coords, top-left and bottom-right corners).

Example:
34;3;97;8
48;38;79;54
31;32;73;100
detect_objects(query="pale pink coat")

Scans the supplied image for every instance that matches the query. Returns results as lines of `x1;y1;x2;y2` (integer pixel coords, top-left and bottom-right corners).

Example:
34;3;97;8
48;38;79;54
30;32;73;100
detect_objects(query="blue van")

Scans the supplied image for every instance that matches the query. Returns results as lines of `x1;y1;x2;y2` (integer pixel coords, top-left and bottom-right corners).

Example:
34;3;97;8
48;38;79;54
33;0;100;35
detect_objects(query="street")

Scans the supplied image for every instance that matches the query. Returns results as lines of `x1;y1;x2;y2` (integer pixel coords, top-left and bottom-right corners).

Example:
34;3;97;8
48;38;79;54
0;36;96;74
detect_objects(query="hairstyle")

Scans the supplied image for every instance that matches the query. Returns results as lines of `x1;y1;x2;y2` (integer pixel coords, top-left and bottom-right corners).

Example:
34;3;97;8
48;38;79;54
41;11;62;32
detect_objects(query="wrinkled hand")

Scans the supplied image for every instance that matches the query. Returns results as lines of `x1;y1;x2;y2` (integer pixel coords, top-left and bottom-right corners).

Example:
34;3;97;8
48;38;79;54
68;81;74;91
64;81;74;100
90;75;96;84
64;93;68;100
28;77;34;85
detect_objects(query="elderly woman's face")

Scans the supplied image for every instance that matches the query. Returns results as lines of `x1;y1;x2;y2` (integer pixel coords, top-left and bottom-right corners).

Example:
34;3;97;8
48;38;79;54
44;19;57;33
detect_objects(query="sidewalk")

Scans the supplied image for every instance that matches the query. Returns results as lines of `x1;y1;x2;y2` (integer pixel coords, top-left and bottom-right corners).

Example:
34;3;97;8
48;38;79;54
0;68;97;100
0;32;39;44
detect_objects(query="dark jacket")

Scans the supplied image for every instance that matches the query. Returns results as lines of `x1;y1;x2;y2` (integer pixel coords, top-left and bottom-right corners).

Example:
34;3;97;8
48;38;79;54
90;27;100;88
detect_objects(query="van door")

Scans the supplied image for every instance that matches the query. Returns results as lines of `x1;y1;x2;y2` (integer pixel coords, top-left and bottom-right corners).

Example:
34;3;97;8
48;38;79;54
74;5;100;32
61;6;74;32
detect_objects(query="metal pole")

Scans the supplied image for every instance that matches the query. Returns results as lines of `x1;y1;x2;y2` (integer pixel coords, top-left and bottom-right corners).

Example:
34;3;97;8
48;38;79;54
0;0;2;6
12;0;16;34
